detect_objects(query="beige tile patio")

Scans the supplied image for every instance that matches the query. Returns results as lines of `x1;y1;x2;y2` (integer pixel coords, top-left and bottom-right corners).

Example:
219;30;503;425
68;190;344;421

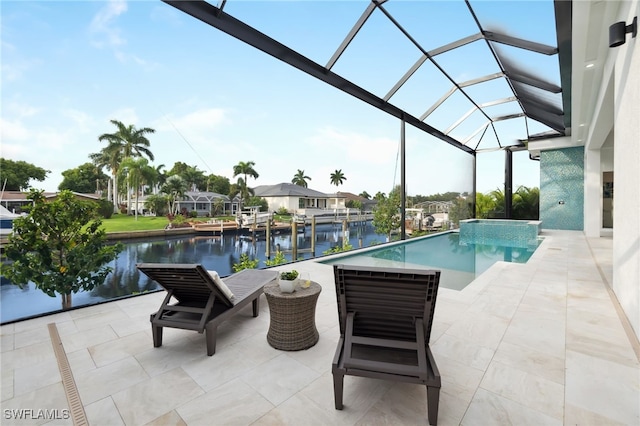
176;378;274;425
240;353;322;406
111;368;204;425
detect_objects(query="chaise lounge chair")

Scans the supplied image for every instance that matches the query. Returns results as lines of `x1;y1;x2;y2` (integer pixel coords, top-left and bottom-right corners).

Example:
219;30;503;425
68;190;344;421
332;264;442;425
137;263;277;356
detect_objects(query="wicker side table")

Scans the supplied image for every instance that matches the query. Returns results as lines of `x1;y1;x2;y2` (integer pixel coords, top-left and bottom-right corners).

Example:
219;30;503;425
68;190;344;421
264;281;322;351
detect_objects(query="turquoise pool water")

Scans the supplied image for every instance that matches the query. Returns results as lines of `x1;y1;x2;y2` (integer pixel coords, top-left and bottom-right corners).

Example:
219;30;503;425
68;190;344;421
322;231;542;291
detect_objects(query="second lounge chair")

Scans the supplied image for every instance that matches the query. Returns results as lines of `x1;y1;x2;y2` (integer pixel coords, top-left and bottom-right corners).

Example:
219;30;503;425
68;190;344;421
137;263;277;356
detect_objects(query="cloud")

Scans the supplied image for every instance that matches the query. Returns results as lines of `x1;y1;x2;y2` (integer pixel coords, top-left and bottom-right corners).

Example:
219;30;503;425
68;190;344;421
103;108;139;128
89;0;128;49
307;127;398;165
0;117;30;141
155;108;230;146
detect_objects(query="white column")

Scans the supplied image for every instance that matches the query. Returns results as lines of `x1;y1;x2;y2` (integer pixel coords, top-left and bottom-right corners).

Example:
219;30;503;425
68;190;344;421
584;148;601;237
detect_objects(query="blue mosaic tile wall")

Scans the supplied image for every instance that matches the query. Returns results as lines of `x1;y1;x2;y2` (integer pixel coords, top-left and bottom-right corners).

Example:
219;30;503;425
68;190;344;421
459;219;540;249
540;147;584;230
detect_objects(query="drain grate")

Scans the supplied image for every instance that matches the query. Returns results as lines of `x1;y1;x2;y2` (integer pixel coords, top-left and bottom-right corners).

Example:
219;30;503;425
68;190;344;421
48;323;88;426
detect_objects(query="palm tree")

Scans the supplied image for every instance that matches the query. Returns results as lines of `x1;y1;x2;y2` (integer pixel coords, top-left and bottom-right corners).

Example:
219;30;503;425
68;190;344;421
233;161;259;206
162;175;188;215
291;169;311;188
359;191;371;199
151;164;166;194
490;188;505;218
99;120;155;160
181;166;205;192
513;186;540;220
95;120;155;212
119;157;151;220
330;169;347;213
89;146;122;212
475;192;497;219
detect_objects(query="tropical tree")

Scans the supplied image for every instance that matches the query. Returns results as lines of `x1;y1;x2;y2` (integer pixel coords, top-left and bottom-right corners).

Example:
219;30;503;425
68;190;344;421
330;169;346;188
149;164;167;194
212;198;225;216
330;169;347;213
162;175;188;215
2;190;122;310
513;186;540;220
345;199;363;210
89;144;122;211
100;120;155;160
233;161;259;205
181;165;206;191
119;157;154;220
234;177;254;204
373;191;386;201
291;169;311;188
144;193;170;216
449;196;472;226
207;174;231;195
58;163;109;193
0;158;49;191
372;186;402;241
94;119;155;212
476;192;497;219
245;196;268;212
359;191;371;199
489;188;505;218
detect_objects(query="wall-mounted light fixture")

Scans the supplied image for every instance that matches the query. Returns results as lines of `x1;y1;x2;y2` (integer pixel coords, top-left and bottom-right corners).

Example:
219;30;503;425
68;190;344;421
609;16;637;48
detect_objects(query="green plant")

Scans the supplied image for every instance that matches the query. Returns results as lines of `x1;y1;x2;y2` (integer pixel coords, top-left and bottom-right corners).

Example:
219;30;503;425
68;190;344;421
322;242;354;255
279;270;299;280
96;198;115;219
233;253;259;272
3;189;122;310
276;206;289;215
265;251;287;266
171;214;186;225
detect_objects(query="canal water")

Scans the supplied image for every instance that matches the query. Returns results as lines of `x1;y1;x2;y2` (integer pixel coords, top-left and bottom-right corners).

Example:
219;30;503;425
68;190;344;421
1;222;386;323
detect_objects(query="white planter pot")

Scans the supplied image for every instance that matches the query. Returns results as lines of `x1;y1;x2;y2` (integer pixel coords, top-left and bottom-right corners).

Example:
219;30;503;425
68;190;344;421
278;278;298;293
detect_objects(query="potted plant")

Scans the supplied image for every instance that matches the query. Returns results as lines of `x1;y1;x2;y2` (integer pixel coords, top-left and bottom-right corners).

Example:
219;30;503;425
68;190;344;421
278;270;299;293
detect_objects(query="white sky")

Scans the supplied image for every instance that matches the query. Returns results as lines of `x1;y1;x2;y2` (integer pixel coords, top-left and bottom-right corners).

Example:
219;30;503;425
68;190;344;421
1;1;551;196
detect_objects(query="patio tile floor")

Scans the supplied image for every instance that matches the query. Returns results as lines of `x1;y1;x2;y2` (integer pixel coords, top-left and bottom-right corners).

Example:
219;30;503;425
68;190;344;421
1;230;638;425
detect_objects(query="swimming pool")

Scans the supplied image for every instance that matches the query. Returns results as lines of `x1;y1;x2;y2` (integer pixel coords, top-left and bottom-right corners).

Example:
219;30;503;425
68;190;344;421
322;231;542;291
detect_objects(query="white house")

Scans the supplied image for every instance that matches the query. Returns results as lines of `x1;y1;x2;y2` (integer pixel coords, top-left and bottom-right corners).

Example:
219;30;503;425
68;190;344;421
253;182;346;215
173;191;240;217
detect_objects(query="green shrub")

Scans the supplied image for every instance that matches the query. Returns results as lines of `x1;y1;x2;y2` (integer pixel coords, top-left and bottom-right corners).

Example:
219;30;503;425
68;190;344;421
276;206;289;215
233;253;259;272
96;198;114;219
172;214;186;225
323;242;354;255
265;251;287;266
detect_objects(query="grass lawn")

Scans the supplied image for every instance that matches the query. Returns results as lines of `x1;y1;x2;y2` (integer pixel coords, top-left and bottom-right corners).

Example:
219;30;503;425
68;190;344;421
98;214;296;234
99;214;239;233
99;214;170;233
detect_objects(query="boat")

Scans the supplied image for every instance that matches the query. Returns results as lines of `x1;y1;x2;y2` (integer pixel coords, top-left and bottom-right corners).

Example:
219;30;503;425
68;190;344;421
0;205;21;237
236;206;273;229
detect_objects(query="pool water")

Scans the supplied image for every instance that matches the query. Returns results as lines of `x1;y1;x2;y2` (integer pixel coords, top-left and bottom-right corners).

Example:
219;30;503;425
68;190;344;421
322;232;541;291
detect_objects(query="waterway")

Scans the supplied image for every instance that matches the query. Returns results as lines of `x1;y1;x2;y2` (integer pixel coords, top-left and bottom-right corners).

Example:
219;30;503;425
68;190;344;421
1;222;386;323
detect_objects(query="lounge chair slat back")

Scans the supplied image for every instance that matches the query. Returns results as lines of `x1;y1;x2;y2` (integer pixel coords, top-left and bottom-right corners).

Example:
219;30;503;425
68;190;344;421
334;265;440;343
138;263;231;306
